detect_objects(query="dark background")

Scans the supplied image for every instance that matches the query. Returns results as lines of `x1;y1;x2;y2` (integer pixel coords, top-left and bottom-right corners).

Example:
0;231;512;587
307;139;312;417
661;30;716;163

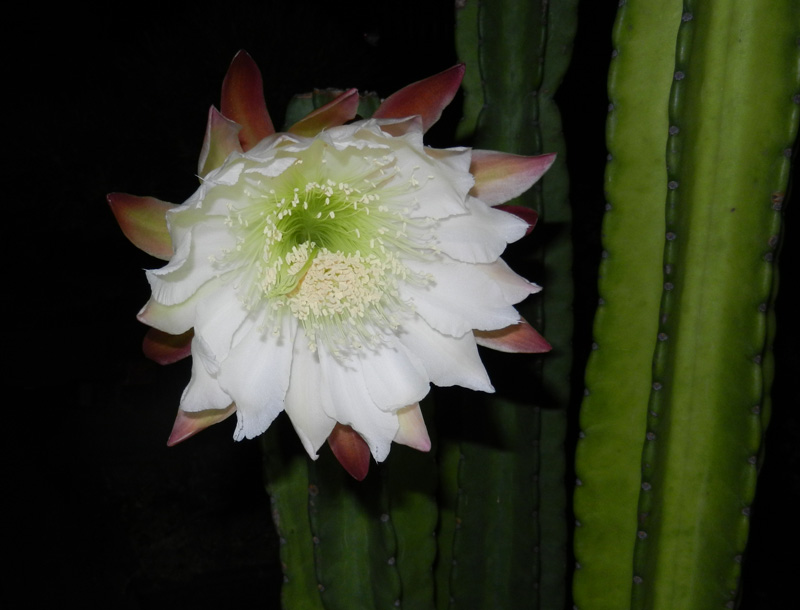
12;1;796;608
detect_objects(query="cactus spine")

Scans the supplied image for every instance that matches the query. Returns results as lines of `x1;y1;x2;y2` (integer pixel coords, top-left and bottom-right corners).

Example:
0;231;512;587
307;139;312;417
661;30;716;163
573;1;800;608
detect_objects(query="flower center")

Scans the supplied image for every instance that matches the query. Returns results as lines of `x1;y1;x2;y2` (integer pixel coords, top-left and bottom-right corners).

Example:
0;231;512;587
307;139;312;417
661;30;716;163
217;141;431;352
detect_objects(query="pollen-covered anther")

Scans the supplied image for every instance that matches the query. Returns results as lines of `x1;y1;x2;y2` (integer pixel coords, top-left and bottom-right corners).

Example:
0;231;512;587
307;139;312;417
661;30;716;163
287;248;405;351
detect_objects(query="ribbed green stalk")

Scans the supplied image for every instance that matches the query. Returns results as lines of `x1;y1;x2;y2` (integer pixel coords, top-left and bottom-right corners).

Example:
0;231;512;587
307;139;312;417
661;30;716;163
308;453;401;609
446;2;546;605
432;424;460;610
444;1;577;607
634;2;798;607
572;2;682;607
574;1;799;608
385;425;438;609
262;421;326;610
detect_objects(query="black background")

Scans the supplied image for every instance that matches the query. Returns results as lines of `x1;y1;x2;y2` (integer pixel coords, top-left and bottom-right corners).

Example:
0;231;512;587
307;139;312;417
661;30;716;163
11;1;796;608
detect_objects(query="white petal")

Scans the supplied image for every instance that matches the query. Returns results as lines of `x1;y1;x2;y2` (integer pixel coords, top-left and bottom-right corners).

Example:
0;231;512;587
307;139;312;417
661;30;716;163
137;279;214;334
391;145;473;219
193;285;251;362
180;336;232;412
317;345;399;462
146;219;237;306
218;314;296;441
283;335;337;459
243;156;297;179
401;258;522;335
435;197;529;263
478;258;541;304
358;340;431;411
245;133;303;157
319;121;392;151
397;314;494;392
205;156;245;186
423;145;472;174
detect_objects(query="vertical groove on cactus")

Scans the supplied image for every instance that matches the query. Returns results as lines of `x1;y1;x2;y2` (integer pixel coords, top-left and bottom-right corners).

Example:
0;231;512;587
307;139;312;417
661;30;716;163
433;430;460;610
262;423;327;610
385;406;438;610
450;399;541;607
308;453;402;609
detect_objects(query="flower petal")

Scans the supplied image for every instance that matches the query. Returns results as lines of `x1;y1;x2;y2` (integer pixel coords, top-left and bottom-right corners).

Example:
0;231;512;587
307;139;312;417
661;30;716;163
142;328;193;364
198;106;243;178
401;258;523;336
284;335;337;459
180;336;233;412
327;423;371;480
146;223;237;307
469;150;556;205
221;50;275;151
397;314;493;392
435;197;529;263
107;193;176;260
192;286;252;362
289;88;360;137
478;258;541;304
391;143;474;219
474;317;551;353
376;115;424;138
138;278;221;335
219;315;296;441
495;204;539;235
167;404;236;446
358;341;430;412
393;403;431;452
317;345;400;462
373;64;465;133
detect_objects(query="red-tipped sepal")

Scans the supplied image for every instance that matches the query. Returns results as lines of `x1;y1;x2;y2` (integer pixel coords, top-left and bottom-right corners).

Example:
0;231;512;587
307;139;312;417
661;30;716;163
373;64;465;133
198;106;243;178
221;50;275;151
167;404;237;446
107;193;176;260
474;318;551;353
289;88;360;137
142;328;193;364
469;151;556;205
393;404;432;452
327;423;371;480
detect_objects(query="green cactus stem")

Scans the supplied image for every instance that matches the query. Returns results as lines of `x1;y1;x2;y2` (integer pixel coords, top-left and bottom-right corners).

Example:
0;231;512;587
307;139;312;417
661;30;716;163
262;422;327;610
306;451;402;608
573;1;799;608
572;1;682;606
442;0;578;607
